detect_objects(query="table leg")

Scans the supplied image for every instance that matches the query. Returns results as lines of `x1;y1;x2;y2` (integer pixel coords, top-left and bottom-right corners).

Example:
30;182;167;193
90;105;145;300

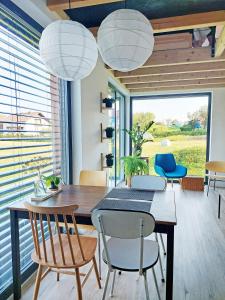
218;194;221;219
10;210;21;300
166;226;174;300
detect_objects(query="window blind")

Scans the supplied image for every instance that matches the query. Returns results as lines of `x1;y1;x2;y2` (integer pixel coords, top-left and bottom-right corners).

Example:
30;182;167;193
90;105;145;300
0;3;61;294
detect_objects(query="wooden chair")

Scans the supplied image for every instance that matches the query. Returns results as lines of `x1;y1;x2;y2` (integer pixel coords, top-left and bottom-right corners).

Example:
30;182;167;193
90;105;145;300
60;170;107;278
24;201;101;300
205;161;225;196
79;170;107;187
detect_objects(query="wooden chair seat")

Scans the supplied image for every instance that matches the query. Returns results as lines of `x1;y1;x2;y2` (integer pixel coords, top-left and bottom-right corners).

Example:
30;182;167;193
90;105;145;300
32;235;97;268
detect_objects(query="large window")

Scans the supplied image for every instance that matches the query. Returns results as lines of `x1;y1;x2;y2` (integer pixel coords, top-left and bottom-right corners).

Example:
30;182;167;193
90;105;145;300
131;94;211;177
0;3;62;296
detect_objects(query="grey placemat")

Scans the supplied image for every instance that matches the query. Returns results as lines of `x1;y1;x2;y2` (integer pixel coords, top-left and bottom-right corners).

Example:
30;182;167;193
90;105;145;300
104;188;154;201
93;198;151;213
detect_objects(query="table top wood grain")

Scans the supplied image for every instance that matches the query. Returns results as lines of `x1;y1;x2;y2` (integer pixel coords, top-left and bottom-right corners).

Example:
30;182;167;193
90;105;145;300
8;185;177;226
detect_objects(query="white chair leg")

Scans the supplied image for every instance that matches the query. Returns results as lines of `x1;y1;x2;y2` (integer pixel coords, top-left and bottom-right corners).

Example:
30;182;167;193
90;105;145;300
207;178;211;196
143;271;150;300
159;233;166;255
102;269;110;300
152;267;161;300
158;252;165;282
155;233;164;280
98;232;102;279
110;270;116;297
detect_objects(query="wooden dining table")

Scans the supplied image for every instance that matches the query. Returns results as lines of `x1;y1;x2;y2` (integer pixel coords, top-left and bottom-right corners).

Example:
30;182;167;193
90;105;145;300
9;185;176;300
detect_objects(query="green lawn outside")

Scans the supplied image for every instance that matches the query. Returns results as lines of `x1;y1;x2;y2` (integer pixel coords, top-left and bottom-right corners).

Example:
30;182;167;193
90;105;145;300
142;135;206;177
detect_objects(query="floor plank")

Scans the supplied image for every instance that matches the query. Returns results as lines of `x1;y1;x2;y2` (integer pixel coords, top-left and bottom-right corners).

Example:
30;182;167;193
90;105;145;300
19;185;225;300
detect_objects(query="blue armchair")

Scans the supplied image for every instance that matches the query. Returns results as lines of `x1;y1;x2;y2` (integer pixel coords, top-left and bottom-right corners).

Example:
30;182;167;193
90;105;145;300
154;153;187;182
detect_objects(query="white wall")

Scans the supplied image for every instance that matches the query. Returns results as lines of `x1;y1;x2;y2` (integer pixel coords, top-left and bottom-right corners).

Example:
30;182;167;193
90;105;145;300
70;57;129;182
210;88;225;161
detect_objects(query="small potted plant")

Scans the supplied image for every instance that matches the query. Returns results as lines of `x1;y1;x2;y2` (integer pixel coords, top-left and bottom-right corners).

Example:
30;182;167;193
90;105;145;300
121;156;149;187
102;97;115;108
42;174;61;190
105;153;113;167
105;126;114;138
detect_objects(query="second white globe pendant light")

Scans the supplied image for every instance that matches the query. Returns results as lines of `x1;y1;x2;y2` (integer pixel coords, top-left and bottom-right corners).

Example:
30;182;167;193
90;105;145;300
97;9;154;72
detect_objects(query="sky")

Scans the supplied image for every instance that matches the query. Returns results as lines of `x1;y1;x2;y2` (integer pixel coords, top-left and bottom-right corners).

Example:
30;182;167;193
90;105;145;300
133;96;208;123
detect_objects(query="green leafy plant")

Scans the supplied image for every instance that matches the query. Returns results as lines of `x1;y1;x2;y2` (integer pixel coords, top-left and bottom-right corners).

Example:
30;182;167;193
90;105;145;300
125;121;154;156
121;156;149;186
42;175;61;189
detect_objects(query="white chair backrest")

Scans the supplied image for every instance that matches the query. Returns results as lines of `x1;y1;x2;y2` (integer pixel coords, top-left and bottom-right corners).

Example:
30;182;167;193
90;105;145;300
92;210;155;239
92;209;155;274
131;175;166;191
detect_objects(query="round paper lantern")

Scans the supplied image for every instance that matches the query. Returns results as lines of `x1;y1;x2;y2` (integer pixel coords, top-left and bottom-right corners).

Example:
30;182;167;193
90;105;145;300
97;9;154;72
39;20;98;81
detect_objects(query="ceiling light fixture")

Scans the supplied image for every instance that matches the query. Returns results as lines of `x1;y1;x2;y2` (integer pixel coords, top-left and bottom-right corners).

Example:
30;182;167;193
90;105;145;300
97;8;154;72
39;0;98;81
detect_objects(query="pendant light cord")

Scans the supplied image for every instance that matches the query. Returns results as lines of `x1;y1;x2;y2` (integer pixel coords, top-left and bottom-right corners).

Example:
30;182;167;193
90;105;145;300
69;0;71;9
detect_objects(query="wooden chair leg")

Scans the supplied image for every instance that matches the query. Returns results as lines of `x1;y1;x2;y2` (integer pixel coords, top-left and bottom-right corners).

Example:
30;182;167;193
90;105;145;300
75;268;83;300
33;265;43;300
93;256;101;289
57;272;60;281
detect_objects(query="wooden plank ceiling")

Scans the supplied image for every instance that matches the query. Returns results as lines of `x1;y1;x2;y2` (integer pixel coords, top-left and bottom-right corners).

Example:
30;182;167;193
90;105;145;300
47;0;225;92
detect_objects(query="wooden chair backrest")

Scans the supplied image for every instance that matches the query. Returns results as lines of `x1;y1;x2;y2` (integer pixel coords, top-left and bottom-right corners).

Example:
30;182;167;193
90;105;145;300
24;201;85;267
205;161;225;173
79;170;107;186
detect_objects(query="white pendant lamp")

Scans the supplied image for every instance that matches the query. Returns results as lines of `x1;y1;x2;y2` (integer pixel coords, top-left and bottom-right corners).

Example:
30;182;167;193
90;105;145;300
97;9;154;72
39;20;98;81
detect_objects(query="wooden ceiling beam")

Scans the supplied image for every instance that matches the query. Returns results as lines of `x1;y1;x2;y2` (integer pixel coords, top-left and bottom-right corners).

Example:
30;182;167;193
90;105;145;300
122;70;225;85
154;33;192;51
89;11;225;36
128;78;225;90
114;61;225;78
143;47;225;68
47;0;123;10
130;84;225;93
151;10;225;33
216;25;225;57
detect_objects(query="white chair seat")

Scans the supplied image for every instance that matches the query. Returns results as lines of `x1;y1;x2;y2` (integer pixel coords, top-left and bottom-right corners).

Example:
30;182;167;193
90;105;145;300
102;238;159;271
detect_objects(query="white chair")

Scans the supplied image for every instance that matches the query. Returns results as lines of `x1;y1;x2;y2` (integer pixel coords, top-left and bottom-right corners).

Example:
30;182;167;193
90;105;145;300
131;175;167;280
92;210;161;300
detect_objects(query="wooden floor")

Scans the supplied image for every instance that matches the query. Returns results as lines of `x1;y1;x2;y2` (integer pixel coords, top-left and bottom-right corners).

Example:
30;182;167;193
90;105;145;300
19;185;225;300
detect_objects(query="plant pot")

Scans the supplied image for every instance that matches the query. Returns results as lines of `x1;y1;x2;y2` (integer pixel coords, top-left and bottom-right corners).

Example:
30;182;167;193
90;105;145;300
106;158;113;167
49;180;58;190
126;176;131;188
103;98;114;108
105;127;114;138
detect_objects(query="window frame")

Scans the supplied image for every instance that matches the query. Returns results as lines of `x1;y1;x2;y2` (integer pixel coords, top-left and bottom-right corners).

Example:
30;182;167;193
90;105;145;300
130;92;212;181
